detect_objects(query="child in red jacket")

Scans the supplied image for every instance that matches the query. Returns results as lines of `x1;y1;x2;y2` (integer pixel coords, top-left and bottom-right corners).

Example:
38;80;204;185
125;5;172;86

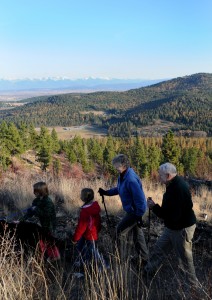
72;188;102;267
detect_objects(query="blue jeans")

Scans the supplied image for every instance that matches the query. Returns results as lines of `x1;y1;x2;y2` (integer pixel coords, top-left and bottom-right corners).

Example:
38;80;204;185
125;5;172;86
76;237;101;265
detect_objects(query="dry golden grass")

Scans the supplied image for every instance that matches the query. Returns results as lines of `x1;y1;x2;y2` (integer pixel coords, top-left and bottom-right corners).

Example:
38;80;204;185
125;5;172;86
0;235;211;300
192;187;212;222
0;233;77;300
0;171;211;299
0;234;55;299
0;172;211;224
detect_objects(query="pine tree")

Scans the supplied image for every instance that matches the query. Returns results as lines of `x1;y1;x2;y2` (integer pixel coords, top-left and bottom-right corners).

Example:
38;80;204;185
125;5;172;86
18;122;30;151
67;148;77;164
182;147;199;176
131;136;148;177
103;136;116;174
28;123;38;149
147;144;161;177
0;145;11;171
37;145;51;171
161;130;180;166
36;126;52;171
36;126;52;151
52;158;62;178
5;122;24;155
87;138;103;164
51;128;60;153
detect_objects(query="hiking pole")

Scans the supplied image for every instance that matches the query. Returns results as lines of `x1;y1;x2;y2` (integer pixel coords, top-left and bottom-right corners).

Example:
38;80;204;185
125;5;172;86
148;208;151;249
147;197;153;248
101;195;110;226
101;195;113;240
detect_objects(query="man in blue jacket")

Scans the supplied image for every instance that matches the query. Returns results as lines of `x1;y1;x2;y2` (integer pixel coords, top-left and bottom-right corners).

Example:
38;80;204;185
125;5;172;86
99;154;148;264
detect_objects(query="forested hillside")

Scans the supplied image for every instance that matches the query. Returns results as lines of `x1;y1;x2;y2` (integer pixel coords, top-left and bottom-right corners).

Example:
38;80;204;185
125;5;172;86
0;121;211;181
0;73;212;136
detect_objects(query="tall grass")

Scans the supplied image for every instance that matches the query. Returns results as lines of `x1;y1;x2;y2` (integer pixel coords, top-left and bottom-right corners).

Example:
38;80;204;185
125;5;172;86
0;171;211;299
1;172;210;223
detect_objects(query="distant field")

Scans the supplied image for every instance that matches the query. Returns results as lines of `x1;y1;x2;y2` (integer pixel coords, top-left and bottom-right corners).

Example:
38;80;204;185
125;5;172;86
81;110;105;116
35;125;108;139
137;119;177;136
0;103;25;110
0;89;92;102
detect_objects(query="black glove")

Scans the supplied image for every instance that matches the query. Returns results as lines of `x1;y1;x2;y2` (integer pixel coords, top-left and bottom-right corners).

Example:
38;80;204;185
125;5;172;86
98;188;108;196
136;216;144;228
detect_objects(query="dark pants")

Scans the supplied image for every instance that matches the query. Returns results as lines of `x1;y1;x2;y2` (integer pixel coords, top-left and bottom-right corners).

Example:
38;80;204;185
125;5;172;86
76;237;101;265
116;213;148;261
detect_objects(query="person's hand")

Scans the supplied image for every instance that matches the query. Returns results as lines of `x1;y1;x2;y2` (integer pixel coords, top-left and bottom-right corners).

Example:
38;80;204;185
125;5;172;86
27;206;36;215
147;197;156;209
136;216;144;228
98;188;107;196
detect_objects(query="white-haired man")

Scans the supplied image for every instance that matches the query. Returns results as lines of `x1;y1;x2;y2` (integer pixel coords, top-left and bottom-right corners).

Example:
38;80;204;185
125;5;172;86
145;162;199;287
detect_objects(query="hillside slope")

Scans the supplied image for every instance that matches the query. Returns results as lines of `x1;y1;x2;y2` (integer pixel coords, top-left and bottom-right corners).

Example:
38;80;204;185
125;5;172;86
0;73;211;136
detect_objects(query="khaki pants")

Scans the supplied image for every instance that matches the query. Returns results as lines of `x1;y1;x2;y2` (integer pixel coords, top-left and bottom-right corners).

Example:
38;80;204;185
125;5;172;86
145;224;198;285
116;213;149;261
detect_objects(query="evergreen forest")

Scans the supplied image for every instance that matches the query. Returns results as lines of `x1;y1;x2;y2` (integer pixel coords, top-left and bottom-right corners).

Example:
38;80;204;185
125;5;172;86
0;73;212;137
0;121;211;181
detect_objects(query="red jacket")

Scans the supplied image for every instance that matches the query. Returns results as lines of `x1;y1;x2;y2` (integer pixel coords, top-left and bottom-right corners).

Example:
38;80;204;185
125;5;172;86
72;201;101;242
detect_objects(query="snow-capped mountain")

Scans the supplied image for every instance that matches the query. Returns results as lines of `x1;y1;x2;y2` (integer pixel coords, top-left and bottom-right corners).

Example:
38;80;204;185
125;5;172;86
0;77;164;92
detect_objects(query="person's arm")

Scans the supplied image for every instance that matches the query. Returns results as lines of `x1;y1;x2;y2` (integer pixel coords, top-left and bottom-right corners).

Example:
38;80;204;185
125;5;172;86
72;210;88;242
152;203;164;219
20;206;36;221
98;187;119;196
151;190;184;222
146;194;166;219
107;187;119;196
20;198;38;221
128;180;147;216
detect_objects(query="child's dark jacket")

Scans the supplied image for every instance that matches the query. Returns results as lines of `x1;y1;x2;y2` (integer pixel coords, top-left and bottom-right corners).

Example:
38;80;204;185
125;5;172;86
73;201;101;242
22;196;56;234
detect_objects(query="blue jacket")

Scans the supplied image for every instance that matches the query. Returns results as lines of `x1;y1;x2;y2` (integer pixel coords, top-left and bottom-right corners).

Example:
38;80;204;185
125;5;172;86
107;168;147;217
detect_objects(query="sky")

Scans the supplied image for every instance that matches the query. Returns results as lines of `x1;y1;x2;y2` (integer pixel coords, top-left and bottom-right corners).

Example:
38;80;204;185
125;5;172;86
0;0;212;80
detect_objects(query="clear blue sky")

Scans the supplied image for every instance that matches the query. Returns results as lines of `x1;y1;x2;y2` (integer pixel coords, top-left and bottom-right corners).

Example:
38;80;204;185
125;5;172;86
1;0;212;80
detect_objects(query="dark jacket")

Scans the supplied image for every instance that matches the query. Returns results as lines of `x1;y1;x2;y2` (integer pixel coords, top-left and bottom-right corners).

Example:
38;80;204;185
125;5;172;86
22;196;56;234
152;175;196;230
72;201;101;242
107;167;147;217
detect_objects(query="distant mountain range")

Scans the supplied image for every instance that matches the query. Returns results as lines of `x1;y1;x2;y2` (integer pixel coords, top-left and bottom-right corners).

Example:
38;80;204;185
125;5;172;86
0;77;165;92
0;73;211;136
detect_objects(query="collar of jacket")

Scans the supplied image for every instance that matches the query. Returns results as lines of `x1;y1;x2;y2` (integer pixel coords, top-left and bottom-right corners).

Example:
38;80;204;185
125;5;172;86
81;200;94;208
166;174;178;187
119;167;129;181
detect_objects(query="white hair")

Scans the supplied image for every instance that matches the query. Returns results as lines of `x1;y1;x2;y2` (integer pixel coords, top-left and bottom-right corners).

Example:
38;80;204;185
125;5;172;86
159;163;177;175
